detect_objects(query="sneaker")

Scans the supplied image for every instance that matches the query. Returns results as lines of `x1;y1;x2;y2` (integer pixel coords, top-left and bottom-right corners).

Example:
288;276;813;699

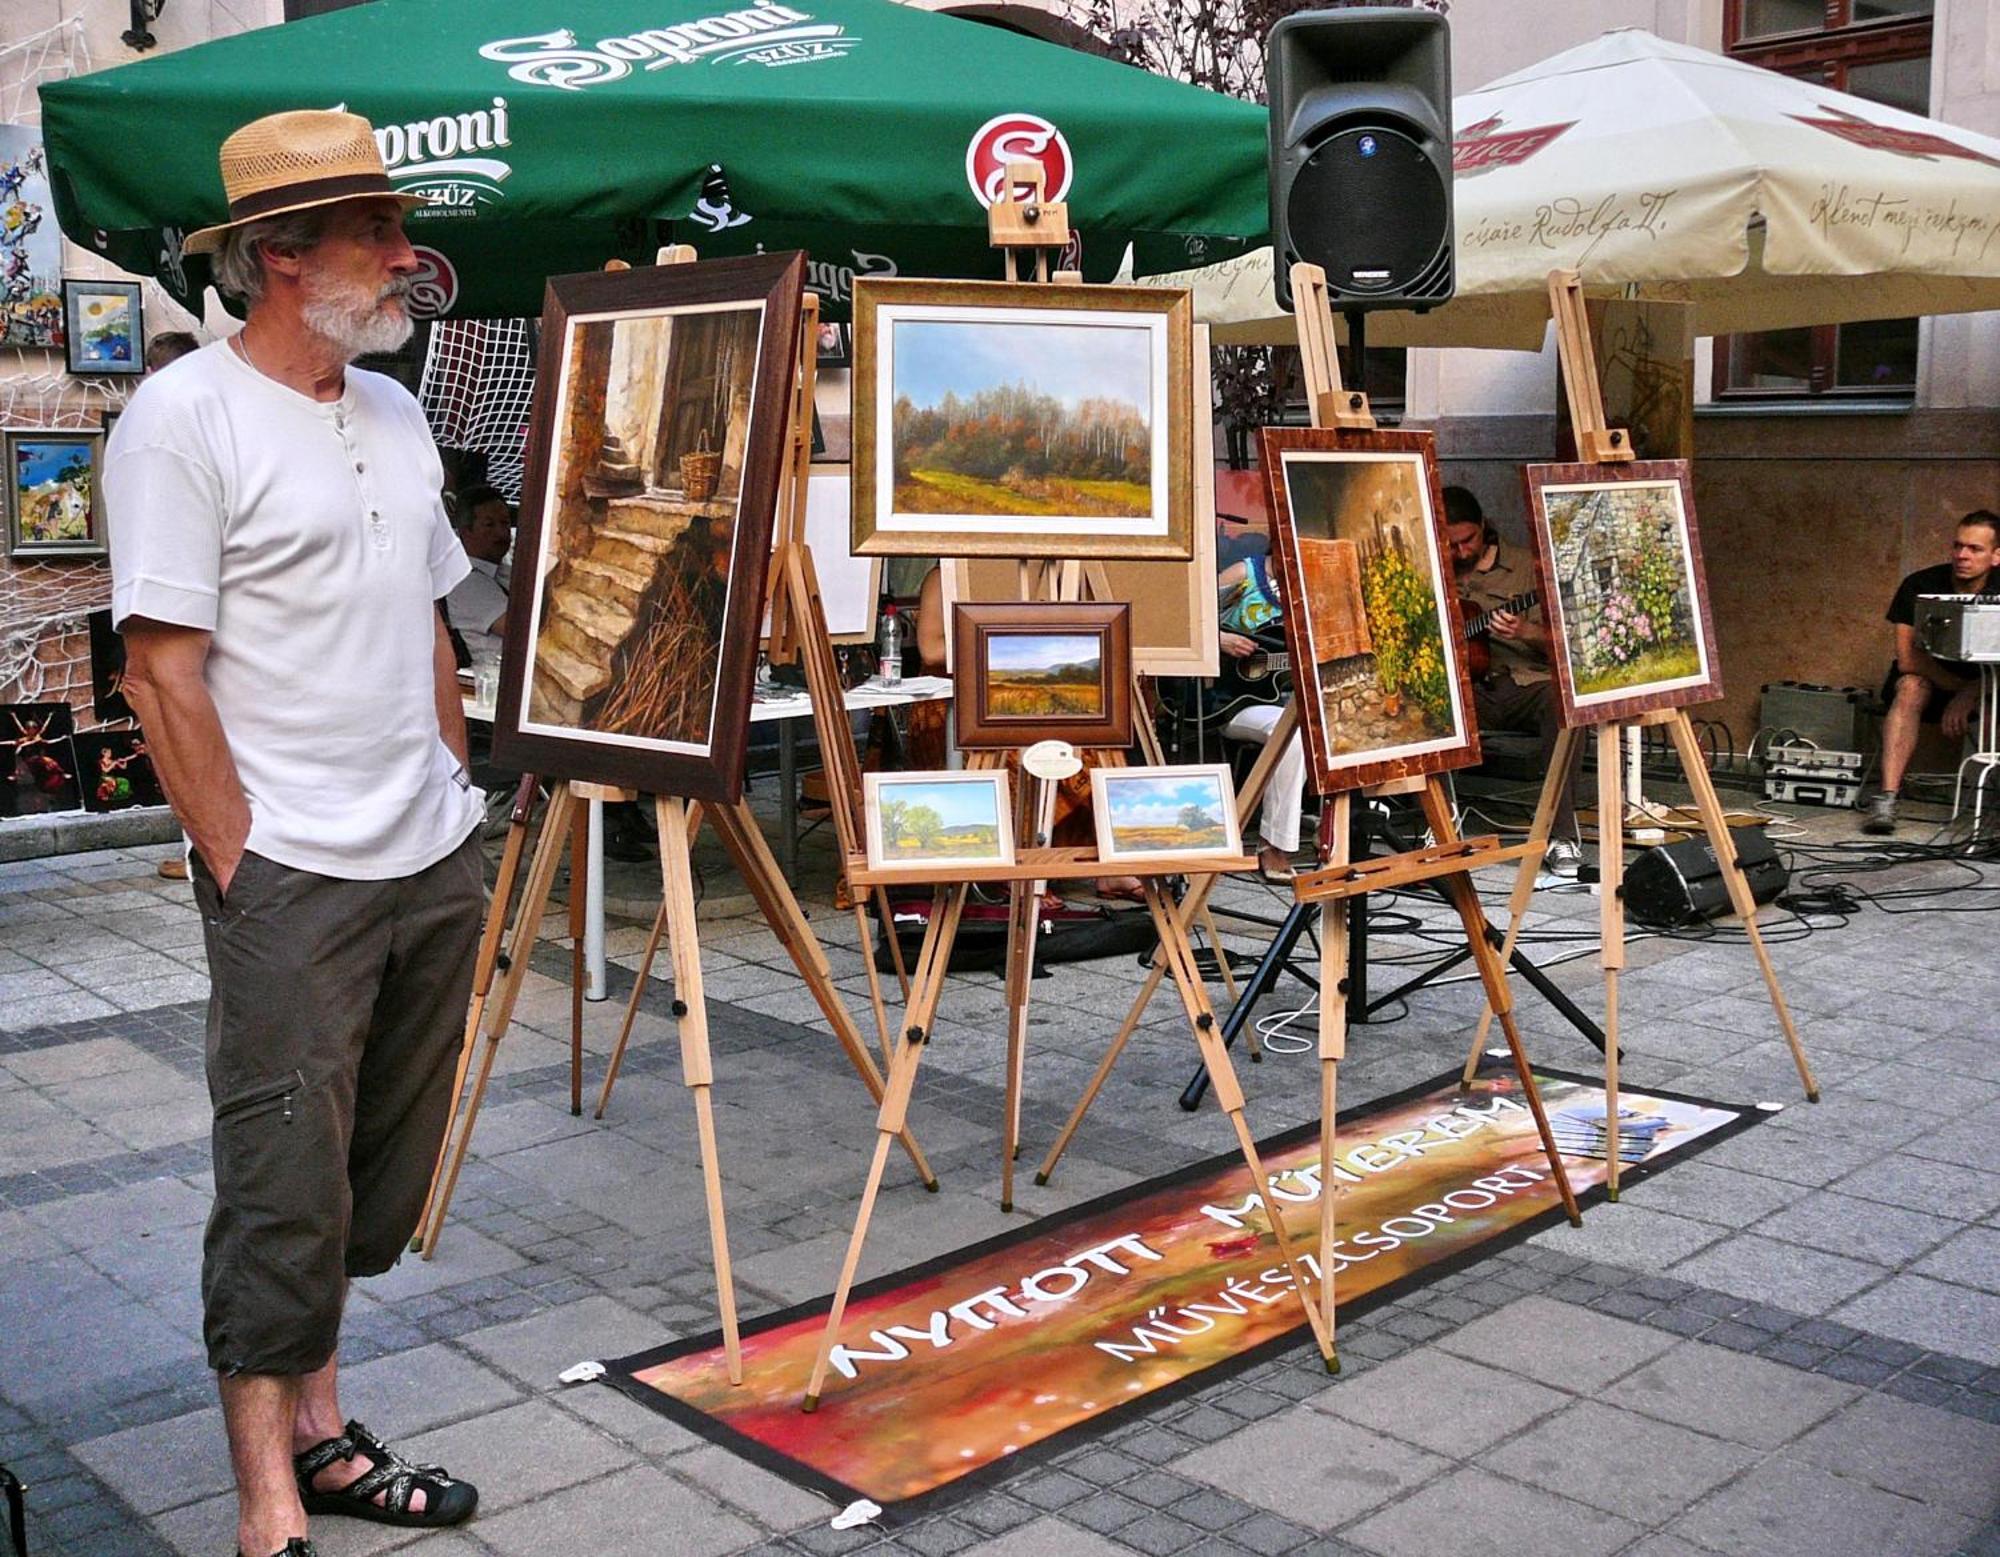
1544;838;1584;878
1861;790;1898;835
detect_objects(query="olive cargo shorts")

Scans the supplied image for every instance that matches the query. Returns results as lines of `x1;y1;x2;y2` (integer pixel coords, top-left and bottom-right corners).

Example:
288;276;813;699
191;832;483;1376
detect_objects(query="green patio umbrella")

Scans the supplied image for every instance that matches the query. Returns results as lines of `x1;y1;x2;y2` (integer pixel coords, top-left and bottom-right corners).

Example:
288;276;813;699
40;0;1268;319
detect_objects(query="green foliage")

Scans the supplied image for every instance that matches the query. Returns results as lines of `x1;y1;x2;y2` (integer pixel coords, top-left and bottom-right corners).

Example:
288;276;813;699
1361;548;1449;719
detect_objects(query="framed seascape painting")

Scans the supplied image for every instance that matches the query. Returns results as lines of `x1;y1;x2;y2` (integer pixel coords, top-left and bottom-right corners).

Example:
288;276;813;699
62;281;144;377
494;251;806;803
1090;763;1242;865
953;601;1132;750
863;770;1014;876
1260;427;1479;794
851;278;1193;559
1523;461;1720;726
6;430;104;558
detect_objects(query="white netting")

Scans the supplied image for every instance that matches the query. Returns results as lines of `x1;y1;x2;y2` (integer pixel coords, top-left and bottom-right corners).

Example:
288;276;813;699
419;318;537;503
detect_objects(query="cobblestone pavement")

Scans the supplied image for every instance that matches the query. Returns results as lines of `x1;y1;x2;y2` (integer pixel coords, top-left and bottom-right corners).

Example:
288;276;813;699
2;787;1997;1557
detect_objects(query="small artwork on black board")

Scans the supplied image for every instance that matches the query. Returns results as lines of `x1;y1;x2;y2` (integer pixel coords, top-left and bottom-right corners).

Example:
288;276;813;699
1;703;81;816
88;608;133;723
73;730;162;812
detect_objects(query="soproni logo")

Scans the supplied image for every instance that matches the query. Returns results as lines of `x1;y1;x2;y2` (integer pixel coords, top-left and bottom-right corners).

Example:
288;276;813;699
806;249;897;304
965;113;1073;208
372;98;515;216
1788;104;2000;170
480;1;856;90
405;247;460;319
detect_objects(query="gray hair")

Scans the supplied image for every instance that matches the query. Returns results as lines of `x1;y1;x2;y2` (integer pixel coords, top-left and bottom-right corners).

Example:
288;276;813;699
212;207;332;305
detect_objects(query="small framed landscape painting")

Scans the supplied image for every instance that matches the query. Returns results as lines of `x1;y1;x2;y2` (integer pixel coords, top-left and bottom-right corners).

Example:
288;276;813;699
1523;461;1721;726
851;277;1193;559
1260;426;1479;795
493;251;805;803
62;281;144;377
953;601;1132;750
863;770;1014;875
6;430;104;558
1091;763;1242;865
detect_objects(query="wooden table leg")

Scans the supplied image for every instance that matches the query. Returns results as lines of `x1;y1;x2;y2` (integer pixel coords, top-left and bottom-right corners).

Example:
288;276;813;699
1596;725;1627;1199
1666;710;1820;1102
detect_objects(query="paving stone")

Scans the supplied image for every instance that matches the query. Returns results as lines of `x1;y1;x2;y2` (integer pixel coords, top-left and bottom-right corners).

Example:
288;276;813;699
1910;1226;2000;1295
1749;1190;1964;1268
400;1398;633;1516
1476;1398;1759;1524
1671;1455;1975;1557
1344;1465;1640;1557
334;1342;525;1435
1308;1348;1567;1458
957;1516;1131;1557
1527;1202;1727;1272
472;1462;757;1555
1792;1392;2000;1521
671;1442;840;1530
1832;1275;2000;1368
1614;1338;1858;1447
1670;1232;1890;1315
1173;1407;1447;1530
1433;1296;1678;1393
72;1406;230;1516
456;1295;662;1386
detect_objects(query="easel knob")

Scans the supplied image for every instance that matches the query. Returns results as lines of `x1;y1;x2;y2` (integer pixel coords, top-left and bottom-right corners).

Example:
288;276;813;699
989;160;1071;283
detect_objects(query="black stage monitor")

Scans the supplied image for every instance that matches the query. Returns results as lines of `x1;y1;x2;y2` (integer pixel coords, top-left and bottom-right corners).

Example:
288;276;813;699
1267;7;1455;314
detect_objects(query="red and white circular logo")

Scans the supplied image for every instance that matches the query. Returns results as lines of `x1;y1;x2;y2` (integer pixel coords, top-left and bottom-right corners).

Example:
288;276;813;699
406;246;460;319
965;113;1073;209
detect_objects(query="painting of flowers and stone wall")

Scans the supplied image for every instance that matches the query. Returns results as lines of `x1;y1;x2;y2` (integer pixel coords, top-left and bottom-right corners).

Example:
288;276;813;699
1525;461;1722;727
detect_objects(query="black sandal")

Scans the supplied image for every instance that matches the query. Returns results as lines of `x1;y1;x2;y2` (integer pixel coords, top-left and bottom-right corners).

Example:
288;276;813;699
236;1542;317;1556
293;1420;477;1528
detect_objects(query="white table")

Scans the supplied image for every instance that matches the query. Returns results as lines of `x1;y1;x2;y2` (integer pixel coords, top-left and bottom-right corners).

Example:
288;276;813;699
460;677;953;999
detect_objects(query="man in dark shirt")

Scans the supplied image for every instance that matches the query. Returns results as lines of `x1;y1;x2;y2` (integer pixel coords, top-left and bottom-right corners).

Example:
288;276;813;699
1867;509;2000;834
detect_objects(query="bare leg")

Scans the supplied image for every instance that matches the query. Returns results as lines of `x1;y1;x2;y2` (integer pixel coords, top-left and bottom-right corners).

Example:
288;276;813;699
290;1350;432;1516
1880;673;1929;794
220;1372;305;1557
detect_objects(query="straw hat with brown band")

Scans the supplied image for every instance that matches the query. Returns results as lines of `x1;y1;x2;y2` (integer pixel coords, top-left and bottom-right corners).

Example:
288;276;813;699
182;109;433;257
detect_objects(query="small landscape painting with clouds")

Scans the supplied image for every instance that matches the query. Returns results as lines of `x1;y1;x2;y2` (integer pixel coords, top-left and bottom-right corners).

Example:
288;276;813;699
1092;764;1241;864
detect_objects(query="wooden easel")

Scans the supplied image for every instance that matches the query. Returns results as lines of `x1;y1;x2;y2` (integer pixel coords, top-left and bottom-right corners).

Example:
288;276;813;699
415;249;937;1384
1283;261;1584;1366
1456;272;1820;1199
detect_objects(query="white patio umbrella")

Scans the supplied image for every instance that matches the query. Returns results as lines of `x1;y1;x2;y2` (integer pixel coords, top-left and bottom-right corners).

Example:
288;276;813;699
1156;28;2000;348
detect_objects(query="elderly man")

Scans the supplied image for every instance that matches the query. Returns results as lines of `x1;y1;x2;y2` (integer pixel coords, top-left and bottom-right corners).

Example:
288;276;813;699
105;111;484;1557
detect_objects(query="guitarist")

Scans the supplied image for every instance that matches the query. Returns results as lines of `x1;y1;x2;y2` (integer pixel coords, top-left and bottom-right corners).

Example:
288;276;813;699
1218;531;1309;883
1445;487;1584;877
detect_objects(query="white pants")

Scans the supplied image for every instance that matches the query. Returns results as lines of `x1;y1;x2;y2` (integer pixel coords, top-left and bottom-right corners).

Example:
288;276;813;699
1223;703;1306;852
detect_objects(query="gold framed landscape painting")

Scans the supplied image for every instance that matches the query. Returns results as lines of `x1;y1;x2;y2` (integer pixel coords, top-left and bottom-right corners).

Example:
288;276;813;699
1260;427;1478;795
864;771;1015;876
494;252;805;804
851;278;1193;559
1091;763;1242;865
1523;460;1721;727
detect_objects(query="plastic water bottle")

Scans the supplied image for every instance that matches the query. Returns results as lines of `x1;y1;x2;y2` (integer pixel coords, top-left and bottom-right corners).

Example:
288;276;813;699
876;603;904;687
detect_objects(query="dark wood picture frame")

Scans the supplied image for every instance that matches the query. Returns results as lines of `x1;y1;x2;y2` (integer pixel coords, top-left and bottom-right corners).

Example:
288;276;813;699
1260;426;1481;794
494;251;805;803
952;600;1133;750
1523;460;1722;728
851;277;1194;560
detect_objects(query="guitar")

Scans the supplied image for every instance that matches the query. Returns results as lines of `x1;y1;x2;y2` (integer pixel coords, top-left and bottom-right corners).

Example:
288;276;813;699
1180;627;1293;731
1458;587;1540;680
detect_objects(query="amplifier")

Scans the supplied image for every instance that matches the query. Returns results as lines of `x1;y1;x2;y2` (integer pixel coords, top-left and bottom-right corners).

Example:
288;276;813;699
1914;595;2000;662
1759;681;1874;753
1764;742;1863;774
1625;826;1789;928
1764;768;1862;809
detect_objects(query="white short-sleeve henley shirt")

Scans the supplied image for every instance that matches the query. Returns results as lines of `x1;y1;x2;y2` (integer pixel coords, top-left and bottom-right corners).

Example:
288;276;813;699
105;340;483;880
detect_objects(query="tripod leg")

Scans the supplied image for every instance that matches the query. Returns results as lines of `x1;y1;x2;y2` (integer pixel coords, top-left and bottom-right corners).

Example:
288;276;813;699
805;884;966;1410
1000;878;1037;1212
1179;896;1319;1111
1666;711;1820;1102
1198;901;1241;1005
1145;881;1335;1368
596;891;669;1120
1314;792;1351;1355
569;808;588;1116
1597;726;1627;1199
877;888;912;1001
1419;782;1583;1228
855;901;897;1072
1461;726;1575;1086
423;784;576;1257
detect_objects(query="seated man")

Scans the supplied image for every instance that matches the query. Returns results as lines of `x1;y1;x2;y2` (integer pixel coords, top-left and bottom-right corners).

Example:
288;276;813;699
1866;508;2000;834
1444;486;1584;877
1217;534;1309;883
443;484;513;663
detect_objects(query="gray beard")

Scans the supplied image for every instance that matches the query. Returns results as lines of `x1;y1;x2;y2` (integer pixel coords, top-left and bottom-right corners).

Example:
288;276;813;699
301;276;414;360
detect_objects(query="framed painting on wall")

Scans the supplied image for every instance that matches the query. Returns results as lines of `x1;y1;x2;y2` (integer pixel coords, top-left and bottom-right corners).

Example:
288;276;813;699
1523;460;1720;727
1260;426;1479;794
0;703;80;817
0;128;63;350
494;251;806;803
6;430;105;558
952;600;1132;750
62;281;144;377
851;278;1193;560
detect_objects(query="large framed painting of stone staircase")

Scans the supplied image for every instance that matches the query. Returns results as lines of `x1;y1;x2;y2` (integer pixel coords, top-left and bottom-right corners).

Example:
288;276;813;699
494;252;806;802
1522;460;1720;727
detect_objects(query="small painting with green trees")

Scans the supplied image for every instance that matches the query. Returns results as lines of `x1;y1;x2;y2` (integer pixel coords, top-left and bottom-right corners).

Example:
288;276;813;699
865;771;1013;872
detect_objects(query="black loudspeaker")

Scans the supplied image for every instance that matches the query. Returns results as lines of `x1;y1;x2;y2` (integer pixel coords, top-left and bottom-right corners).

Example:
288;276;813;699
1267;7;1454;313
1624;827;1789;929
